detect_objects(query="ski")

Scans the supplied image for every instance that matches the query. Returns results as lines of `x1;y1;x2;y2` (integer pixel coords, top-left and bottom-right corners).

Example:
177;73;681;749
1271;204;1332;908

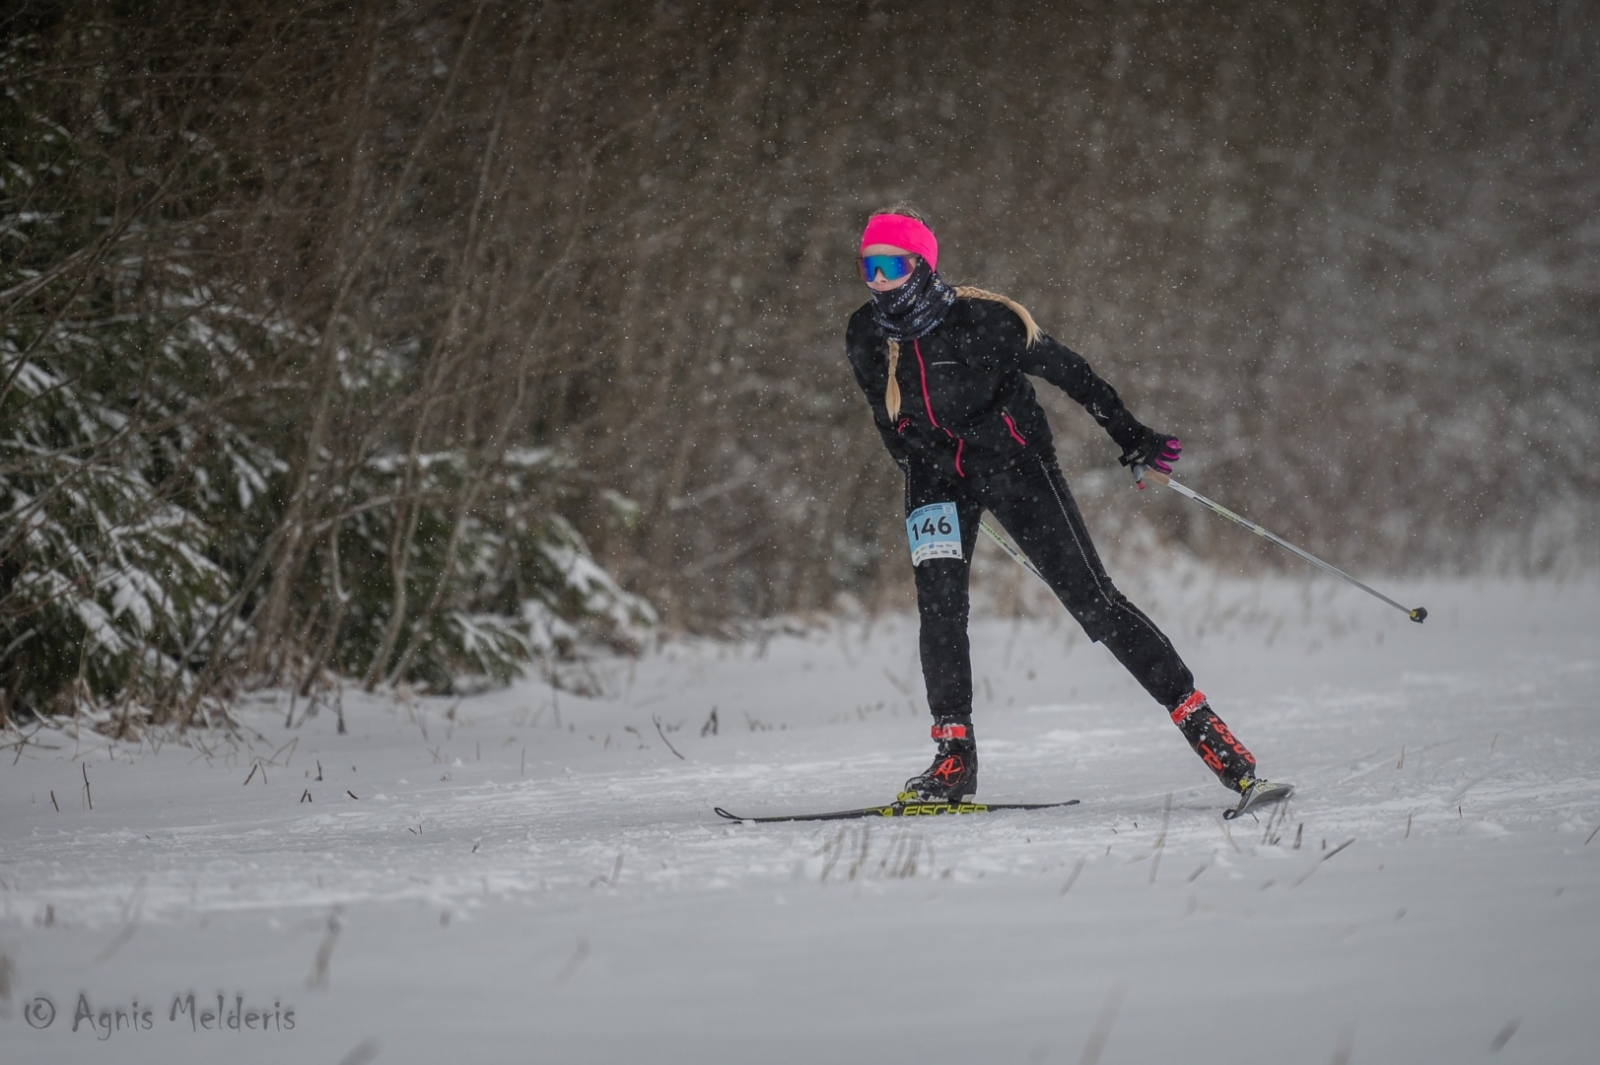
1222;780;1295;820
714;798;1079;823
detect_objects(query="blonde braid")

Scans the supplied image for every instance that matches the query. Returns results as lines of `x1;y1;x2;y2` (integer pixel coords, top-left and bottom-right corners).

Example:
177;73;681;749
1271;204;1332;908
953;286;1041;346
885;339;902;420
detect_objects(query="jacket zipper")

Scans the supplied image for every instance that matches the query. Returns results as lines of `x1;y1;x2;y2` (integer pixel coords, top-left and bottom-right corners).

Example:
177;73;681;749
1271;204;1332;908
1002;410;1027;446
912;338;966;478
911;339;940;429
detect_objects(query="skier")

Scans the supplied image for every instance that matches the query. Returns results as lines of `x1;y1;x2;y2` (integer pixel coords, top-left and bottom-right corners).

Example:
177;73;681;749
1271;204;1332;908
846;207;1291;816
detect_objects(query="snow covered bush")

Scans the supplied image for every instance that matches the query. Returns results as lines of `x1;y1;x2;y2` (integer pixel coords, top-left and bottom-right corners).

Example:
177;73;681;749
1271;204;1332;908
0;273;277;721
307;447;654;696
0;11;654;728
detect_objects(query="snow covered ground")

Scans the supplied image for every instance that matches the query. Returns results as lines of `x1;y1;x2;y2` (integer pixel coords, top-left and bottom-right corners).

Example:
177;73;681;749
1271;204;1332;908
4;572;1599;1063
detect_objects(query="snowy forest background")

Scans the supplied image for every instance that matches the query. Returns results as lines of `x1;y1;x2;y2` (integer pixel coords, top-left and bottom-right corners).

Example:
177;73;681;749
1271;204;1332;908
3;0;1596;726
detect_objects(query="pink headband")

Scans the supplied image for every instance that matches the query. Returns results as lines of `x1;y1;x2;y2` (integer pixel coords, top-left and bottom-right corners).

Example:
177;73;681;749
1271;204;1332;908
860;214;938;271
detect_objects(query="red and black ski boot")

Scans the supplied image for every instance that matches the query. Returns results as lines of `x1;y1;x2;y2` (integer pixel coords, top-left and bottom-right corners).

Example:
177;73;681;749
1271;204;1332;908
1169;690;1292;814
901;717;978;802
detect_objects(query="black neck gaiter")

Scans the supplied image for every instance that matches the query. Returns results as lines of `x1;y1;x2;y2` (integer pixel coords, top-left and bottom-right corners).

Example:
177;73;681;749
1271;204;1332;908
870;260;956;341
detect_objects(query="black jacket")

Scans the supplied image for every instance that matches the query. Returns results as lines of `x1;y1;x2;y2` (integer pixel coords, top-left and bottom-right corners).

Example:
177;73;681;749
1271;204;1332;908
845;295;1147;481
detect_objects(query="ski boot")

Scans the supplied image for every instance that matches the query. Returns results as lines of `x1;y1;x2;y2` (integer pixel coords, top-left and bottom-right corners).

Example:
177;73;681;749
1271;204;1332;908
900;716;978;803
1169;690;1293;816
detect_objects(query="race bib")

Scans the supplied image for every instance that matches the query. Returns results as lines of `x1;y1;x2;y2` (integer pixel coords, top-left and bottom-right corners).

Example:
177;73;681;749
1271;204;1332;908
906;503;962;566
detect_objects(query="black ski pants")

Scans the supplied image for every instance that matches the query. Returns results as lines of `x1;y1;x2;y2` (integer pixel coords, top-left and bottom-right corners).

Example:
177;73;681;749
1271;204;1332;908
906;450;1194;717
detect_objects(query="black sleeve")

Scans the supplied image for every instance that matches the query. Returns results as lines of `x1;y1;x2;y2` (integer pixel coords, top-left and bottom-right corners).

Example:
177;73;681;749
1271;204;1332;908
1021;333;1145;452
845;310;911;467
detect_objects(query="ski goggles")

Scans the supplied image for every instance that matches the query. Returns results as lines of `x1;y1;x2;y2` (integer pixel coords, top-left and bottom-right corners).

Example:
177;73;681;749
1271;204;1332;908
859;253;918;283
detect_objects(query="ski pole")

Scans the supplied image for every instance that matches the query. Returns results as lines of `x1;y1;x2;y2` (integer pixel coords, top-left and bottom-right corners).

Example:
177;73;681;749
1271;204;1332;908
1134;468;1427;623
979;519;1049;587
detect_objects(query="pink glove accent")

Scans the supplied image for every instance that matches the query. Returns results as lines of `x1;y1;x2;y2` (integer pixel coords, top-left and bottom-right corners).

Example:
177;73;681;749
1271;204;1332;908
1151;437;1182;474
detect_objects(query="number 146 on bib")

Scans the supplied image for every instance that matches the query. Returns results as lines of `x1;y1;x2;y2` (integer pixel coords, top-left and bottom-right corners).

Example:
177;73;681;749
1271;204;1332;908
906;503;962;566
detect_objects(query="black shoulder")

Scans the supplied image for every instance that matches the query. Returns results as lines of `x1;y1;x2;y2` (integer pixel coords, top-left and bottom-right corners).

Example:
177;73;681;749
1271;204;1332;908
952;295;1028;345
845;303;883;365
846;302;878;341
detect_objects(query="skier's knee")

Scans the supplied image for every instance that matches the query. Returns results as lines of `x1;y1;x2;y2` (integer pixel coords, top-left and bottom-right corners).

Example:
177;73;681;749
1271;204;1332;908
1060;584;1139;644
1066;602;1116;643
915;566;969;624
919;595;969;628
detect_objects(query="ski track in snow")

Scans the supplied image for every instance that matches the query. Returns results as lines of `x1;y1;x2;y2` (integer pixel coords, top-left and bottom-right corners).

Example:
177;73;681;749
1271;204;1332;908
3;575;1599;1063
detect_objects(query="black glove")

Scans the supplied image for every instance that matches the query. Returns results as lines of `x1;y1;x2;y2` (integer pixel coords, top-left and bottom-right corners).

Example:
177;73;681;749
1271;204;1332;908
1118;428;1182;479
